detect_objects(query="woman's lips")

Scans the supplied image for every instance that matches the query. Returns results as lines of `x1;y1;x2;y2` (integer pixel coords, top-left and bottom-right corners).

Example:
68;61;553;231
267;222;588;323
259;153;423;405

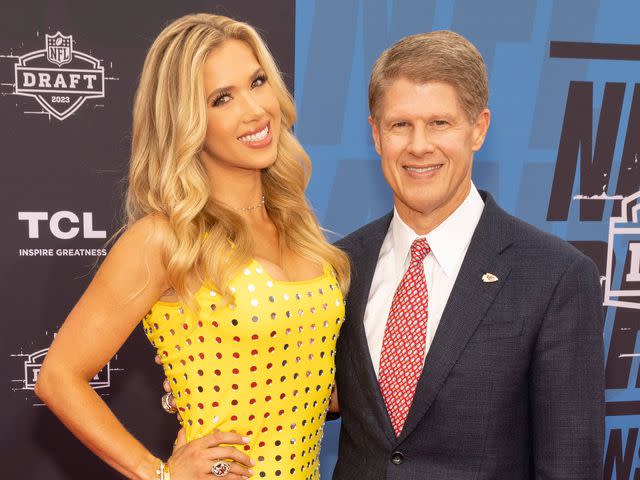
238;123;272;148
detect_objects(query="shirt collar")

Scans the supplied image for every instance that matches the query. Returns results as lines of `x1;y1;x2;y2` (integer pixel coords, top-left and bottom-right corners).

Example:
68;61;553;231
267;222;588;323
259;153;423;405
390;183;484;277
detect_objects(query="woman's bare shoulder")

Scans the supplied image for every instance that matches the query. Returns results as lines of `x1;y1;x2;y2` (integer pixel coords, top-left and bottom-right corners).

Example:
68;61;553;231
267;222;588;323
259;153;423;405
100;214;174;279
120;213;173;250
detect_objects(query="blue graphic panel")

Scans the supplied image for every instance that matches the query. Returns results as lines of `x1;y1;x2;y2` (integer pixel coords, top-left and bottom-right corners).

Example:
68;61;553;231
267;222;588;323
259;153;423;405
295;1;640;477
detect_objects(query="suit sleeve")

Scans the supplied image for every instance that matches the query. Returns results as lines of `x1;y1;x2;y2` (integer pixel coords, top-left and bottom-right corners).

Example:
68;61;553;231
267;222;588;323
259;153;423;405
530;254;605;479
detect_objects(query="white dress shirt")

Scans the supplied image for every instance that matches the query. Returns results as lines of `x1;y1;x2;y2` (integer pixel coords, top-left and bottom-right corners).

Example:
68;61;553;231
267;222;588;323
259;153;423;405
363;184;485;378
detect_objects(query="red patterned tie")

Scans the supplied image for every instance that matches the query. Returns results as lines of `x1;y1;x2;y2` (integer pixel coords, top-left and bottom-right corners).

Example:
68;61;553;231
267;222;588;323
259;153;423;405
378;237;430;436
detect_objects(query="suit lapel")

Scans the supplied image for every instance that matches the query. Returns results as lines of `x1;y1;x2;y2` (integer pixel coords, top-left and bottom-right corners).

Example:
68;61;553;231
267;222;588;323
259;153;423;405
398;193;514;442
343;212;398;444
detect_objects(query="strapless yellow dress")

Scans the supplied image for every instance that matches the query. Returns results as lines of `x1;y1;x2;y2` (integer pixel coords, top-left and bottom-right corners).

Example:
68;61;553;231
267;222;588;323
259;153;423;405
143;260;345;479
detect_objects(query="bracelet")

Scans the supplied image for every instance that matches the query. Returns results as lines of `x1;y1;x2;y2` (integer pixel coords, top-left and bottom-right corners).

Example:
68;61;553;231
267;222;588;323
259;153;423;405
155;460;171;480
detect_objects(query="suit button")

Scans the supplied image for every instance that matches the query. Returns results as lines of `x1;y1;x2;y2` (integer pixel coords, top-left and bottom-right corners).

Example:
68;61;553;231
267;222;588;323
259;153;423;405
391;451;404;465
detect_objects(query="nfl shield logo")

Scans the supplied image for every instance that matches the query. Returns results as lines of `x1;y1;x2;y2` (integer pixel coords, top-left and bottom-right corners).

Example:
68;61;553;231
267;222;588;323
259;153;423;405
13;31;107;120
46;32;72;67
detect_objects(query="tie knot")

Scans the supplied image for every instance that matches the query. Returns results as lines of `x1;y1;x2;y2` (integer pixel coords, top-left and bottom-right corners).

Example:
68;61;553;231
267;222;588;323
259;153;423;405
410;237;430;263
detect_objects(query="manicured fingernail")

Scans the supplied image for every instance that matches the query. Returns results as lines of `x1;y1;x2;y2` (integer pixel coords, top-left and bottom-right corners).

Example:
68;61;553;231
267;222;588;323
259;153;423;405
242;436;251;443
248;469;254;475
250;459;256;466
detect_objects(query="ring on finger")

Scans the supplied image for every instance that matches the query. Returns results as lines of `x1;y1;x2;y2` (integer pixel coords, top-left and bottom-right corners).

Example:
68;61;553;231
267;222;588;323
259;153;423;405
210;460;231;477
161;393;177;414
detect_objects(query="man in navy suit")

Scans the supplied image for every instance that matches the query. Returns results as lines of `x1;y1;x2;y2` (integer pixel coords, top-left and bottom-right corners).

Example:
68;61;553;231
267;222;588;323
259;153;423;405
332;31;604;479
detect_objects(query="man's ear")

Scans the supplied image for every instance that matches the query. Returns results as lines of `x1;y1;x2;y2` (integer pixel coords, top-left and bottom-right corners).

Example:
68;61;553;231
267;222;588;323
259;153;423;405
471;108;491;152
368;116;382;155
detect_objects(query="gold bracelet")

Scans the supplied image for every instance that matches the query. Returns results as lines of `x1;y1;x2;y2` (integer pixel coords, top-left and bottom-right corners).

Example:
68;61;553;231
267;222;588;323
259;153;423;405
155;460;171;480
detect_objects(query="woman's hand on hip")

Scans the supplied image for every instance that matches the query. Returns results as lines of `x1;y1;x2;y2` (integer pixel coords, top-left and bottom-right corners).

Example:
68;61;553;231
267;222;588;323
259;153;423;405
168;430;255;480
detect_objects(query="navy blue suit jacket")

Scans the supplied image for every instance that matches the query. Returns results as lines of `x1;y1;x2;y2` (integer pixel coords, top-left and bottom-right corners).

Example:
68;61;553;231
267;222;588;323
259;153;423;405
333;192;604;480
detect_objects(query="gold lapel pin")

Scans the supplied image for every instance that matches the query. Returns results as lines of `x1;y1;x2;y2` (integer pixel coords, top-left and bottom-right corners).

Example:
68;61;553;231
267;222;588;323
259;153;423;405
482;273;499;283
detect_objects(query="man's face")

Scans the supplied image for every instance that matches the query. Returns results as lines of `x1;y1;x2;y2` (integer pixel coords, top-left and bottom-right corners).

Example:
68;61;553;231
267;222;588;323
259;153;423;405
370;78;490;232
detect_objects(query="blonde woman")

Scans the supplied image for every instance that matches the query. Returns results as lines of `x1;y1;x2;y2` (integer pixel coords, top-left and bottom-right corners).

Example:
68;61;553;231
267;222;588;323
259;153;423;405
35;13;349;480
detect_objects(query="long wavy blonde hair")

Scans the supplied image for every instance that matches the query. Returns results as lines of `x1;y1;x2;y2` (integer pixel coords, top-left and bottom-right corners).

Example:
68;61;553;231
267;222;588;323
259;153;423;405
126;13;350;308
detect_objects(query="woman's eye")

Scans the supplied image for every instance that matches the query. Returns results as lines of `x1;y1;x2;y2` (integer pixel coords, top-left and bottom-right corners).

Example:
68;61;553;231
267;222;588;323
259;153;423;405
212;93;231;107
252;74;268;88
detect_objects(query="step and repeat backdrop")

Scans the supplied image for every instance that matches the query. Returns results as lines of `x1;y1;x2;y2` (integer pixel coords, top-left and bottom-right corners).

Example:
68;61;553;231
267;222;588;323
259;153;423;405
1;0;639;478
0;1;295;479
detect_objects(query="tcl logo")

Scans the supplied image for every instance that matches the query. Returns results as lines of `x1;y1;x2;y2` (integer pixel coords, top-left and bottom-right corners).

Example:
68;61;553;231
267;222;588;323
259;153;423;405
18;211;106;239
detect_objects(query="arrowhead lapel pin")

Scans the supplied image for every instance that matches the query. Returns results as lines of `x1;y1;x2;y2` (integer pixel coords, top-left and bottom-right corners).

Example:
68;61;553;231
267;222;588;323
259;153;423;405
482;273;499;283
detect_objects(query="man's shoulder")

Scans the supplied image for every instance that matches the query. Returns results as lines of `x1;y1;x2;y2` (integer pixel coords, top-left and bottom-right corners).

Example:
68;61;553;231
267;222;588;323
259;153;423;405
334;212;393;254
487;197;594;270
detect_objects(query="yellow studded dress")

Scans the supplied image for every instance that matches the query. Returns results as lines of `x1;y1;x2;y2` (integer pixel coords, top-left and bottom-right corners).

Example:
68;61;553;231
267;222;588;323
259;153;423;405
143;260;345;479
